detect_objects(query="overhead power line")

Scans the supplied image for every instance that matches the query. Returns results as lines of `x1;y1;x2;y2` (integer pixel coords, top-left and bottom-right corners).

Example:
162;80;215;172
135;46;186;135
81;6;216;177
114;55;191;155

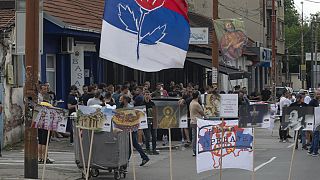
304;0;320;3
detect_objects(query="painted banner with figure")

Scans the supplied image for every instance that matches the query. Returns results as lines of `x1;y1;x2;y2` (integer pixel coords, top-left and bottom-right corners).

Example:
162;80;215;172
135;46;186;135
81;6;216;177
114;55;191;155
32;105;68;133
197;119;253;173
204;94;238;118
153;99;188;129
112;106;148;131
213;19;248;61
239;103;271;128
282;106;315;131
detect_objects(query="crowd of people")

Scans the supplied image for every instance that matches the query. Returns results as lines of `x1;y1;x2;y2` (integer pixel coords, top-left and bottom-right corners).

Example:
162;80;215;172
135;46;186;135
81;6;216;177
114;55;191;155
36;80;320;165
279;89;319;157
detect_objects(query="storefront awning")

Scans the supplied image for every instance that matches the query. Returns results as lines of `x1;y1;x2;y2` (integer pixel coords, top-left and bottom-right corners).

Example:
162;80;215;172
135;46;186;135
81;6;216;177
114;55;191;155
186;52;251;80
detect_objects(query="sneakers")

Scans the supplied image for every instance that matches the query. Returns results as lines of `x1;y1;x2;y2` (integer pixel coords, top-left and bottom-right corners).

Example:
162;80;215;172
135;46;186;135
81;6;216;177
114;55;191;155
302;145;308;150
192;153;196;157
312;153;319;157
38;159;44;164
51;137;61;142
140;159;149;166
46;158;54;164
307;151;313;155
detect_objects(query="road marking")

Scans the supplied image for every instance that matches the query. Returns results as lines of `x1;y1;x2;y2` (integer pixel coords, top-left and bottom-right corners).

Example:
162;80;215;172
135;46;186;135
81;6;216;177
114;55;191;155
254;157;277;172
0;162;76;167
287;144;295;148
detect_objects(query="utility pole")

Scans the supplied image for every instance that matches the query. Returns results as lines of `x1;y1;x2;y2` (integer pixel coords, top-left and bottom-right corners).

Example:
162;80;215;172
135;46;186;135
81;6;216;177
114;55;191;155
301;1;305;89
24;0;39;179
212;0;219;90
311;20;314;88
271;0;276;99
286;48;290;86
315;17;318;88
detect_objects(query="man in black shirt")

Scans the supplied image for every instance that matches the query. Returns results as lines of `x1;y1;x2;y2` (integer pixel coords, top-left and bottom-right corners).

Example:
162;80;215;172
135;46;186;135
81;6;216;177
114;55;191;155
142;90;158;155
67;85;78;145
261;86;272;101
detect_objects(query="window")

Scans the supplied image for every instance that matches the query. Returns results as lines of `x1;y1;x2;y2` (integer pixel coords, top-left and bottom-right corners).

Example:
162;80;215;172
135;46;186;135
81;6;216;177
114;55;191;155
46;54;56;92
277;21;284;40
12;55;25;87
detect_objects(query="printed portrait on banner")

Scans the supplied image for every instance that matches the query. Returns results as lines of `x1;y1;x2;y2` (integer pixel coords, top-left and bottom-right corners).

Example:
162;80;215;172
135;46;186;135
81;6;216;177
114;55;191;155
239;104;271;128
282;106;315;131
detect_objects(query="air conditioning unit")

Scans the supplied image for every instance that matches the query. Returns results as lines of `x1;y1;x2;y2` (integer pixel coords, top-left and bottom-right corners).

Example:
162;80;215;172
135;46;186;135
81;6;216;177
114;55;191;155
61;37;74;53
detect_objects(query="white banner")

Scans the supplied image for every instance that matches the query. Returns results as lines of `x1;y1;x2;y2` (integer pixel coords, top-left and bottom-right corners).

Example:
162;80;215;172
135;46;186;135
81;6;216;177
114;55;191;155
314;107;320;131
220;94;238;118
197;119;253;173
71;45;84;93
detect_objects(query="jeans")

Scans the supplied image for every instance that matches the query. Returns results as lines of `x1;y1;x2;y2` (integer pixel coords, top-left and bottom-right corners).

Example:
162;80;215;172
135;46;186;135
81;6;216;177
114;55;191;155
309;131;319;155
67;118;74;143
191;125;197;154
143;124;157;151
129;131;149;161
279;116;287;141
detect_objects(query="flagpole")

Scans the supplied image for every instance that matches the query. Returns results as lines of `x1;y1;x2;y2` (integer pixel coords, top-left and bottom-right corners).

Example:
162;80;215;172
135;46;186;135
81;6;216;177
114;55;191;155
252;127;255;180
219;118;225;180
288;130;299;180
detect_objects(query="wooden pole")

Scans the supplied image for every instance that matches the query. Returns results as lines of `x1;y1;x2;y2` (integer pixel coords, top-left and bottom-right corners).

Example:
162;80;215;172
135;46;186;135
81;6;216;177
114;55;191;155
41;130;51;180
219;118;225;180
271;0;277;100
85;130;94;180
129;131;136;180
288;131;299;180
78;128;86;175
252;127;255;180
212;0;219;88
24;0;39;178
169;128;173;180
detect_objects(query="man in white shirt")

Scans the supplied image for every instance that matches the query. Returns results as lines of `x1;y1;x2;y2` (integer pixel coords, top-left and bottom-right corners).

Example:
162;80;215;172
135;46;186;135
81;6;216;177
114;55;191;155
87;90;102;106
279;90;291;142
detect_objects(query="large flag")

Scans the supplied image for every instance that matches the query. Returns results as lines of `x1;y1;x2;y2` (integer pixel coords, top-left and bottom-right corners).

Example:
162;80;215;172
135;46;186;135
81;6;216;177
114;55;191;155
100;0;190;72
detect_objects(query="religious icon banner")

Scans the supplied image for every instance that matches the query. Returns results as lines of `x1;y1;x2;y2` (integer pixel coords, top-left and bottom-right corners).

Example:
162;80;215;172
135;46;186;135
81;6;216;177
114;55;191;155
239;103;271;128
112;106;148;131
197;119;253;173
282;106;315;131
153;99;188;129
32;105;68;133
77;105;112;132
204;94;238;118
213;19;248;61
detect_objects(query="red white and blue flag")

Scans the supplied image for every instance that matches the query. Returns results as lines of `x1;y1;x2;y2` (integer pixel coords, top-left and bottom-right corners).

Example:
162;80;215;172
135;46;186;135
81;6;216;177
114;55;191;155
100;0;190;72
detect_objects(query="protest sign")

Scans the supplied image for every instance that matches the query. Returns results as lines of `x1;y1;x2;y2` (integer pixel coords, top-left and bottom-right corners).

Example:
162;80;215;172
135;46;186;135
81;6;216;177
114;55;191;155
197;119;253;173
77;105;112;132
32;105;68;133
239;104;271;128
153;99;188;129
204;94;238;118
314;107;320;131
112;106;148;131
282;106;314;131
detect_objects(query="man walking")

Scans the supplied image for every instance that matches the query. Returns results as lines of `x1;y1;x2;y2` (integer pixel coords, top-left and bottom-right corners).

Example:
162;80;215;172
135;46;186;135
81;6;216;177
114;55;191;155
189;91;205;156
308;89;320;157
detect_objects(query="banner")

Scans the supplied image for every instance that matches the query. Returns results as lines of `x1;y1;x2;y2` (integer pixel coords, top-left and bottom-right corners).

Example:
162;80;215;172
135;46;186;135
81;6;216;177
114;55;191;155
282;106;315;131
77;105;112;132
112;106;148;131
213;19;248;61
197;119;253;173
153;99;188;129
314;107;320;131
239;103;271;128
32;105;68;133
204;94;238;118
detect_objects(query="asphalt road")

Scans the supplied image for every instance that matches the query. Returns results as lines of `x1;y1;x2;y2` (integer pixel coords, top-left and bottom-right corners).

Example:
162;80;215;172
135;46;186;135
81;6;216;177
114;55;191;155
0;123;319;180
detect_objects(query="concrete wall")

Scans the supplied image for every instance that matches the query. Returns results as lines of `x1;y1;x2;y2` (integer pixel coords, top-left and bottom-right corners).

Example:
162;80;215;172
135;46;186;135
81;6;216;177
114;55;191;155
0;30;24;147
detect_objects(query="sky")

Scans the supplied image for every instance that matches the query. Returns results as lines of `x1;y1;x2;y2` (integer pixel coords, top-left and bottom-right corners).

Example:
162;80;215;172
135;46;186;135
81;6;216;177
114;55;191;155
293;0;320;17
